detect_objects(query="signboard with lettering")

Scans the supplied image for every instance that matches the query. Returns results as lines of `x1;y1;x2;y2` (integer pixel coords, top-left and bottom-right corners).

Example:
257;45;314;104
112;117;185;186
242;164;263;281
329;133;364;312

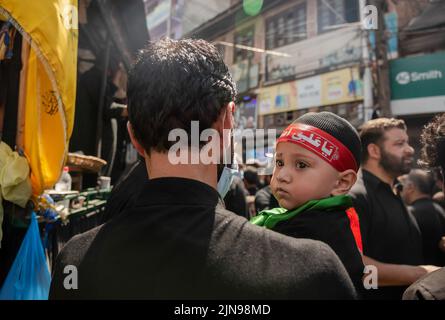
390;52;445;115
297;76;321;108
258;81;297;115
259;67;363;115
266;26;361;82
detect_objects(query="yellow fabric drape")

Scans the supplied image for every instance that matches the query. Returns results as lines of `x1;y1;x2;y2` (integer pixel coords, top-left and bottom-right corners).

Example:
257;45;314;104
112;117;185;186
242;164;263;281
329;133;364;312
0;142;32;246
0;0;78;195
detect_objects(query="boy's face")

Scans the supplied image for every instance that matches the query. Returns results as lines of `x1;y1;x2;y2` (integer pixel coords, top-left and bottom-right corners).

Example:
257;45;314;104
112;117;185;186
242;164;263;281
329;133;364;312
271;142;340;210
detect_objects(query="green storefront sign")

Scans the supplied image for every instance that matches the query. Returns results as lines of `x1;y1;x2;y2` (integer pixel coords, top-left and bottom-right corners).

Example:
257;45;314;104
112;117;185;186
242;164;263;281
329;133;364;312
390;51;445;115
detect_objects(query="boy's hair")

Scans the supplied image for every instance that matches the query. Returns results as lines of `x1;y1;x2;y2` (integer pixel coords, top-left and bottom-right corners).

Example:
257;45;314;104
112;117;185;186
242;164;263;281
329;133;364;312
419;113;445;170
293;112;361;168
127;38;237;154
359;118;407;163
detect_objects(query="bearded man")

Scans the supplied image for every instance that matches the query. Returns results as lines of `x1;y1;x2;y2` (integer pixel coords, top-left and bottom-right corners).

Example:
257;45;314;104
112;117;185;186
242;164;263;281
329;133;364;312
349;118;440;300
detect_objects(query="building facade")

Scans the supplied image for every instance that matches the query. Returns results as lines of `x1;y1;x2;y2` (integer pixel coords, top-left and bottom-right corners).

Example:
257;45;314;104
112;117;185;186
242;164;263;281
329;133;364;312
387;0;445;159
186;0;444;163
188;0;364;135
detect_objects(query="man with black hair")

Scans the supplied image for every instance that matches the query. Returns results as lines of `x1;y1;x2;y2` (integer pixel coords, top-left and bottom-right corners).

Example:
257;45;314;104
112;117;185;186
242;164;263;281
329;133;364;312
49;39;356;299
243;166;260;196
404;113;445;300
255;174;279;213
349;118;440;299
399;169;445;266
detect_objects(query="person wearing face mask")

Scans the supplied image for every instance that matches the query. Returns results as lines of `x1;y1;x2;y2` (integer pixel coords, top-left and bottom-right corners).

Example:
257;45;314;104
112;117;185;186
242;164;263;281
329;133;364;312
349;118;441;300
49;39;357;300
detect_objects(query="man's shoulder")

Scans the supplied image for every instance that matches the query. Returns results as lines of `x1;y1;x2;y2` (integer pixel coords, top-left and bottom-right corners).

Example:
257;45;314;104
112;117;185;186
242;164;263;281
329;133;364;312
49;225;104;299
55;224;103;267
412;199;445;216
214;205;330;253
432;201;445;217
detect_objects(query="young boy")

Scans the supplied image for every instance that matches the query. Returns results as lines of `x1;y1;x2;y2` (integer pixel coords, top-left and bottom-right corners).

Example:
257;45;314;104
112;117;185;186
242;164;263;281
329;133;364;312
251;112;364;292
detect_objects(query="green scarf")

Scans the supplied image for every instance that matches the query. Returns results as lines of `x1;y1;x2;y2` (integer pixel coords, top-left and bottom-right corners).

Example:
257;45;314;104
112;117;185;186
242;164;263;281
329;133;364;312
250;194;353;229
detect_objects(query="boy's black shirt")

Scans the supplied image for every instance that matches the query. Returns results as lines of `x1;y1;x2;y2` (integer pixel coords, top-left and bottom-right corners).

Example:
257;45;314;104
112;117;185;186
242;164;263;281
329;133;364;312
273;208;365;295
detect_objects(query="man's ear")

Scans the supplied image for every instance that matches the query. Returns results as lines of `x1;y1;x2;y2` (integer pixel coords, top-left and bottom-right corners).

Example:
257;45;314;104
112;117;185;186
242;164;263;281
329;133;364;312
404;181;415;194
331;169;358;196
367;143;381;161
214;102;235;131
127;121;146;157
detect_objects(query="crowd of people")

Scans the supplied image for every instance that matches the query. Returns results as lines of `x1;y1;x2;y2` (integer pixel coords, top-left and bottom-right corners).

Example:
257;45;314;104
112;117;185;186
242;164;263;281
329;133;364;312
49;38;445;300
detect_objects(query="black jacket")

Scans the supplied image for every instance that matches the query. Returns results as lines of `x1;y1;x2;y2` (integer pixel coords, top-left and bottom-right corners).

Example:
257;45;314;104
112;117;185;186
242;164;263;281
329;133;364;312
50;178;357;299
409;198;445;266
255;185;279;213
100;160;147;224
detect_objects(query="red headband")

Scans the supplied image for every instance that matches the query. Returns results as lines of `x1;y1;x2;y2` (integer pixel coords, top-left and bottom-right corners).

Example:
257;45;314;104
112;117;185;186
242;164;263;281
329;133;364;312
277;123;359;172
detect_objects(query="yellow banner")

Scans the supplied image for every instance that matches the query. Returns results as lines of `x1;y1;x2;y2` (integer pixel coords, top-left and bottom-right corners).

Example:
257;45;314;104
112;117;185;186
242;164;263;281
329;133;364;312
1;0;78;195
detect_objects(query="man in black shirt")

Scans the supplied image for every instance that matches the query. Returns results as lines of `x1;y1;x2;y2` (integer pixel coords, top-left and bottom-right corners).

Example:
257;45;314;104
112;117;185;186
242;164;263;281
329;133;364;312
399;169;445;266
350;118;440;299
49;39;356;299
403;113;445;300
255;184;279;212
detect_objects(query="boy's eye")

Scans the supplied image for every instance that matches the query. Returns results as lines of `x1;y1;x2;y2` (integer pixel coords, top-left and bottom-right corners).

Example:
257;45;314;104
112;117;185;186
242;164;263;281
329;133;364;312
296;161;308;169
276;159;284;167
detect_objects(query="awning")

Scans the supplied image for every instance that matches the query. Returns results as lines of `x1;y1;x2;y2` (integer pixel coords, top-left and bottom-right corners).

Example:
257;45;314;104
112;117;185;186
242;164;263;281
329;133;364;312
404;0;445;32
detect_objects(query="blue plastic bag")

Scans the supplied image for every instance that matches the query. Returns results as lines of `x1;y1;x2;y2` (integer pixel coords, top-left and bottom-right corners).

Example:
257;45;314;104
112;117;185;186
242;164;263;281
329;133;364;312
0;212;51;300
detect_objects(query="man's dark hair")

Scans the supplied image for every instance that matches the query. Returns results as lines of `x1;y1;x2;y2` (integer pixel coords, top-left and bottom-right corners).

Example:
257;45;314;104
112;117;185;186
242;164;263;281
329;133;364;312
419;113;445;170
406;169;435;196
127;38;237;153
243;166;259;186
359;118;407;163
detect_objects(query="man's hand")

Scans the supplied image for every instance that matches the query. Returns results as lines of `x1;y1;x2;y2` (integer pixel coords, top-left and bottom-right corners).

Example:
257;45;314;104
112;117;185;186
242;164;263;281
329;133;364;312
363;255;442;286
418;265;441;274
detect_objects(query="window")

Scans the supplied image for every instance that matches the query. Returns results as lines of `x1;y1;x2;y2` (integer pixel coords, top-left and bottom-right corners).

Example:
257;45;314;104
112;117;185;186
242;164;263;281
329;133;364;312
317;0;359;34
265;3;307;50
234;27;254;63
